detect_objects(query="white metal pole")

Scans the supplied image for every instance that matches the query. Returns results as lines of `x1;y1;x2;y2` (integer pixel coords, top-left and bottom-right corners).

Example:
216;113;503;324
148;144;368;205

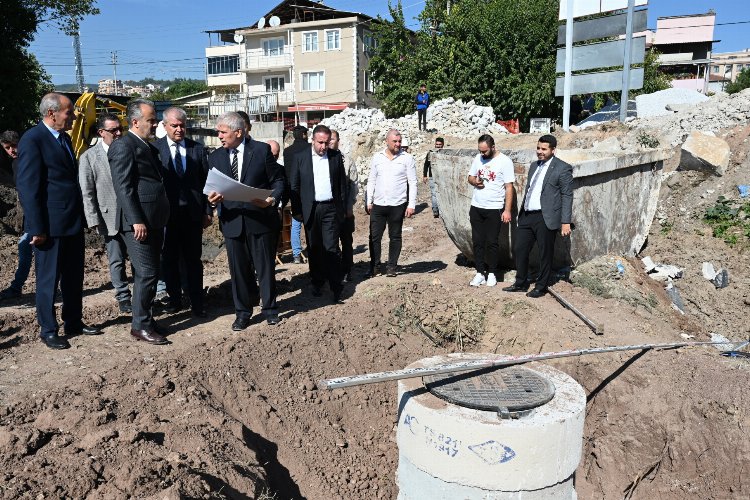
562;0;574;131
619;0;635;122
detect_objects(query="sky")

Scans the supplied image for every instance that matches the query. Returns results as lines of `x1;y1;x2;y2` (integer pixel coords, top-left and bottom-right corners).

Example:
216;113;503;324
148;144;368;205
29;0;749;86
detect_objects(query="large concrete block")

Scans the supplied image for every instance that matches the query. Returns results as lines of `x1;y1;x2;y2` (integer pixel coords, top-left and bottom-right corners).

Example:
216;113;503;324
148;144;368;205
680;131;730;176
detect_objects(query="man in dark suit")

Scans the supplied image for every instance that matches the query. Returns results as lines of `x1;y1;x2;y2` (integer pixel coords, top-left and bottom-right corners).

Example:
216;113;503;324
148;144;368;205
16;93;102;349
206;112;284;329
290;124;347;303
109;99;171;344
503;134;573;298
155;107;211;318
283;125;309;264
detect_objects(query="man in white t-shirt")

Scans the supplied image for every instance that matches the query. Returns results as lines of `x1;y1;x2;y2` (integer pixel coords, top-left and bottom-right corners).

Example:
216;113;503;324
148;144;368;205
467;134;514;287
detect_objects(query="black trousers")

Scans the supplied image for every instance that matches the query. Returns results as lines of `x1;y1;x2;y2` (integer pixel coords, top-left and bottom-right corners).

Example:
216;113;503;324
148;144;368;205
340;215;355;274
306;201;342;293
369;202;407;268
123;228;164;330
513;211;556;290
33;231;84;337
225;225;278;319
417;109;427;130
163;206;204;310
469;206;501;275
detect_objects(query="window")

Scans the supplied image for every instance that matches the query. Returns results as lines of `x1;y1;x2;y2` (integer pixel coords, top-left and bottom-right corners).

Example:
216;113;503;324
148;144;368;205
364;31;377;56
264;76;285;92
711;65;720;74
207;55;239;75
303;31;318;52
263;38;285;57
325;29;341;51
364;71;376;93
301;71;325;91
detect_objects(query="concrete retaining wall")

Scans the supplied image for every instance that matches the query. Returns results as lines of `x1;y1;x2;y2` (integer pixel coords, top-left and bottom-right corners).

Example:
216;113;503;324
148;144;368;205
432;147;671;268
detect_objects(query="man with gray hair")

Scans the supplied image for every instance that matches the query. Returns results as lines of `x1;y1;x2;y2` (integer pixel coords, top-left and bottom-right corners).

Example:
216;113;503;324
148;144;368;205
366;128;417;277
16;93;102;349
155;106;211;318
109;98;171;345
79;113;132;312
207;112;284;329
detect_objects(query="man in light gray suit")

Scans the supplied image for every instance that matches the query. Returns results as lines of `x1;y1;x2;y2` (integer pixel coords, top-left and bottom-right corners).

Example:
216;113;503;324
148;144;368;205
109;99;171;345
79;113;132;313
503;134;573;298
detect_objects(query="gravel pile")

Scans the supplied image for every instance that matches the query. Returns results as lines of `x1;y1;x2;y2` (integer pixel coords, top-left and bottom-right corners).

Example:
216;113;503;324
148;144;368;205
635;88;710;119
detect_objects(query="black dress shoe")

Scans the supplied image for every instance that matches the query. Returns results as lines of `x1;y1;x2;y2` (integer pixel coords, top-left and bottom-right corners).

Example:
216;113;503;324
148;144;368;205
502;283;527;292
386;266;397;277
311;286;323;297
130;328;169;345
266;315;280;325
66;323;102;336
232;317;251;331
526;288;547;298
151;322;168;336
192;308;207;318
164;301;183;314
40;335;70;350
118;299;132;313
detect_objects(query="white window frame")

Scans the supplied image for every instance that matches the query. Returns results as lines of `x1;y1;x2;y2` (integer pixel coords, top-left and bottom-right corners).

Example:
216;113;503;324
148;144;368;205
364;71;376;93
301;70;325;92
324;28;341;51
302;31;319;52
264;75;285;92
262;37;285;57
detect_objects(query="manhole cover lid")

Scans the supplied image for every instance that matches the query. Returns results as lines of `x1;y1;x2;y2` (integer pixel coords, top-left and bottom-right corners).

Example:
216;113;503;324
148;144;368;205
423;366;555;412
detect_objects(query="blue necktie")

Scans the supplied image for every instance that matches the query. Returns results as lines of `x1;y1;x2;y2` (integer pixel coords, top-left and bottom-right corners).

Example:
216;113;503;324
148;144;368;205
58;133;73;161
174;143;184;177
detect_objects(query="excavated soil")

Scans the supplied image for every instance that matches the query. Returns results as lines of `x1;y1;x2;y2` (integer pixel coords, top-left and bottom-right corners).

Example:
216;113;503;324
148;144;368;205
1;127;750;499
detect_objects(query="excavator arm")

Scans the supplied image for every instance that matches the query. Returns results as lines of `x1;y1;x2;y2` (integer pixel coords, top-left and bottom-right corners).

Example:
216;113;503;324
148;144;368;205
68;92;128;159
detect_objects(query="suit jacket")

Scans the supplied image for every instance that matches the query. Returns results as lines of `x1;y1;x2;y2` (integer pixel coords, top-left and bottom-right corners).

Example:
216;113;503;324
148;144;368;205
519;156;574;231
108;131;170;231
16;122;84;237
155;136;210;221
79;141;119;236
208;138;284;237
289;148;347;228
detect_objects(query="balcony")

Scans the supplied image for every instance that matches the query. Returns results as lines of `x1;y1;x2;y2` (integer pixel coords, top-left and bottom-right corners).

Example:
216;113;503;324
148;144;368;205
240;47;293;72
248;89;296;105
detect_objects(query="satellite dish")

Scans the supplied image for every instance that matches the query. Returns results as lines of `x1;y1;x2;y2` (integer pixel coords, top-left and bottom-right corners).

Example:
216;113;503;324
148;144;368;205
269;16;281;27
233;33;244;43
257;17;266;29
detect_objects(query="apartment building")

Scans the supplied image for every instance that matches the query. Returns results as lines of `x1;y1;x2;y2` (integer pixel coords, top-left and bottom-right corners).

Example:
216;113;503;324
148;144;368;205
97;79;123;95
710;48;750;90
651;11;717;93
204;0;378;128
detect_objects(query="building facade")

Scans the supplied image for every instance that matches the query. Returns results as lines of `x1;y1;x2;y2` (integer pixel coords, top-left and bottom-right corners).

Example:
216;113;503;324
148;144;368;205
204;0;378;128
710;48;750;91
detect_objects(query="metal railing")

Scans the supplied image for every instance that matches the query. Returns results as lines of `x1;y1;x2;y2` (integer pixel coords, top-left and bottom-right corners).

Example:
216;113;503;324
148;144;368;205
240;47;293;71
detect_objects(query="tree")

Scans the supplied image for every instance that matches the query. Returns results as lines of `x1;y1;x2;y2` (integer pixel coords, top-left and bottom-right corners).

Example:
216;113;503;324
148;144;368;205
726;68;750;94
369;0;561;125
634;47;672;97
0;0;99;131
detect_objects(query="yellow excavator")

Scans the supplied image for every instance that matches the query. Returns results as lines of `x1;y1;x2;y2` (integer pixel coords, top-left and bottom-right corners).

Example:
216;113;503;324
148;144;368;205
68;92;128;159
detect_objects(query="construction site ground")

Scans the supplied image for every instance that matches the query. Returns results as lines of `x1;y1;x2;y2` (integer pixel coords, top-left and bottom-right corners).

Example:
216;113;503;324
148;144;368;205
1;124;749;499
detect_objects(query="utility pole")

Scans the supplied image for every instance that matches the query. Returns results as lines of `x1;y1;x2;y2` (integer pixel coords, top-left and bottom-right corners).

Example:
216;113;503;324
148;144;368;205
446;0;451;15
73;31;85;93
111;51;118;95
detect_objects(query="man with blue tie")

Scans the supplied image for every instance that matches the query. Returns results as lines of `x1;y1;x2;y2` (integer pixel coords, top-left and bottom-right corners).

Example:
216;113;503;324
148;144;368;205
155;107;211;317
16;93;102;349
503;135;573;298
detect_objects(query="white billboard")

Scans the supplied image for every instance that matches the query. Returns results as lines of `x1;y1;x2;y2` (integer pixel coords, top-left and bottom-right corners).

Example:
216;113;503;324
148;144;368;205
559;0;648;20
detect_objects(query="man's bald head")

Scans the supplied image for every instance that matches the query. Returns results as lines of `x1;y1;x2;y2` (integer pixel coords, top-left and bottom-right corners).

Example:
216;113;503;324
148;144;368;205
267;139;280;160
385;129;402;156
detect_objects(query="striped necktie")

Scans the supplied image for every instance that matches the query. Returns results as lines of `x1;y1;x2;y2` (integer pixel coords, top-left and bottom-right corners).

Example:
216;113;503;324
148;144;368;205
231;149;239;180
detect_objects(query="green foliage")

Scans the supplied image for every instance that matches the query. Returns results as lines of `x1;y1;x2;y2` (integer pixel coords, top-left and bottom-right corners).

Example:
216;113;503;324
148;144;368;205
634;47;671;96
369;0;561;124
149;79;208;101
636;131;659;148
0;0;98;131
704;196;750;246
726;68;750;94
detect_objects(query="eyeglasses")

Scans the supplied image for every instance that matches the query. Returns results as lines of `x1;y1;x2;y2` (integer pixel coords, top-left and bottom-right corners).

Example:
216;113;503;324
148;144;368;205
102;127;123;134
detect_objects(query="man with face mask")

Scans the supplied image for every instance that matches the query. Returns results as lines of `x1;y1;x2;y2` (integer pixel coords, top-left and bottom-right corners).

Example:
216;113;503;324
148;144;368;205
467;134;514;288
17;93;102;349
109;99;171;344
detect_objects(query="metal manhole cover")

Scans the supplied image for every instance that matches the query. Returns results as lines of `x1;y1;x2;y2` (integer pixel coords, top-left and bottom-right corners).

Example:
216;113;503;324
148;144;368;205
423;366;555;412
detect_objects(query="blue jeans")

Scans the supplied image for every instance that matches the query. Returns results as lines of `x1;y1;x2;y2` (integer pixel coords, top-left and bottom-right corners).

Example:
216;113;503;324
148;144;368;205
291;217;303;257
10;232;33;292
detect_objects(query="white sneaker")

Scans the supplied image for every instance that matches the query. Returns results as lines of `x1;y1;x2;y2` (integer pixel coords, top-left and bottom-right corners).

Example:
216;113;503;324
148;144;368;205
470;273;486;287
486;273;497;287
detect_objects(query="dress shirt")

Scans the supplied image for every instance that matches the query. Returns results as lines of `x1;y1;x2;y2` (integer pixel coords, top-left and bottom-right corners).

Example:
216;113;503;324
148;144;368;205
525;158;551;211
101;140;110;154
367;150;417;209
311;148;333;201
168;139;186;173
43;122;74;159
232;140;245;180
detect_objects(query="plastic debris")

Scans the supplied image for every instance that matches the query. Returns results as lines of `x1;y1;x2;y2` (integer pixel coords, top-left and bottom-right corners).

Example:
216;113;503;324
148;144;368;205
641;256;656;273
738;185;750;198
665;282;685;314
712;269;730;289
702;261;717;280
710;332;734;351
